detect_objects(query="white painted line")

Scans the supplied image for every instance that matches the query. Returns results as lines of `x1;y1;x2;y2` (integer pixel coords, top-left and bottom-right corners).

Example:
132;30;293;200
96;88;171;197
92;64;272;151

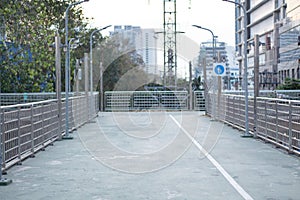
169;115;254;200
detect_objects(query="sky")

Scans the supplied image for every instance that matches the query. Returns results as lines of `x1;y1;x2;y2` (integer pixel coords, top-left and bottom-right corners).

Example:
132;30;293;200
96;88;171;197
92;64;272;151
82;0;236;46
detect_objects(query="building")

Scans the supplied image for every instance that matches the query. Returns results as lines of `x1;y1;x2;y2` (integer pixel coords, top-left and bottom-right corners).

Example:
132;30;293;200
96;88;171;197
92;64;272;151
110;25;158;75
197;40;237;90
234;0;300;90
278;0;300;83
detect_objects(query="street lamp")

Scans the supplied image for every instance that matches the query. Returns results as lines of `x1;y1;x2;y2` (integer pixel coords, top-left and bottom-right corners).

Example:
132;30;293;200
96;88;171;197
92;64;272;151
222;0;250;136
64;0;89;139
89;25;111;114
192;25;216;116
192;25;216;61
68;37;78;92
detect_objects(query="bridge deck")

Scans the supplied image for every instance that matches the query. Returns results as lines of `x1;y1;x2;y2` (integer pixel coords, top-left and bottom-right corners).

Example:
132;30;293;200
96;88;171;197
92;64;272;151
0;111;299;200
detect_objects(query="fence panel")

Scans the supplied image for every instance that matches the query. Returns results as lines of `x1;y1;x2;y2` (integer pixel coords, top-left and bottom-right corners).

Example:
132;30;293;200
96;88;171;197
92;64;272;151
1;93;98;171
209;93;300;155
194;91;205;111
105;91;188;111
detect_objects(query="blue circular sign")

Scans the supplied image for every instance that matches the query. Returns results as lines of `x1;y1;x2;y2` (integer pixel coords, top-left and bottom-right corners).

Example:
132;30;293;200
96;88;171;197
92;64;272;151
214;64;225;75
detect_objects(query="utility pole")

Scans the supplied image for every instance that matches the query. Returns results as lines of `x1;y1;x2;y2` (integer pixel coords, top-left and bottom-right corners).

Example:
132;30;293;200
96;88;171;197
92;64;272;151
222;0;250;137
202;56;207;115
64;0;89;139
217;51;222;119
84;53;89;120
55;33;62;141
253;34;260;138
189;61;193;110
100;62;104;112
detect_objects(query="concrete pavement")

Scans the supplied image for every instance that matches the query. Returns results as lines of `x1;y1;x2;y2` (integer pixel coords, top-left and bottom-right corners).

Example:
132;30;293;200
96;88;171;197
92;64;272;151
0;111;299;200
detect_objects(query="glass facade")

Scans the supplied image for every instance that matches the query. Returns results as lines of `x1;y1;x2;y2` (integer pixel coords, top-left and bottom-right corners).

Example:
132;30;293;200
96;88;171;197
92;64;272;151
279;26;300;49
278;0;300;83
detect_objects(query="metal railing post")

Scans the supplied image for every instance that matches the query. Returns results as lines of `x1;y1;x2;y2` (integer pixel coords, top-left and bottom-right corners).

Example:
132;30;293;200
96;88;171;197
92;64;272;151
275;100;279;146
17;106;21;163
288;101;293;153
55;34;62;140
264;99;267;139
84;52;89;121
30;104;35;155
0;98;12;185
41;104;46;150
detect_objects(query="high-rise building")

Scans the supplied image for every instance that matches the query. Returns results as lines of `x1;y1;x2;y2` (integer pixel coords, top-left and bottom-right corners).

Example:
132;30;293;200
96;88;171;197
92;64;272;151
234;0;300;90
110;25;158;75
198;41;237;90
278;0;300;83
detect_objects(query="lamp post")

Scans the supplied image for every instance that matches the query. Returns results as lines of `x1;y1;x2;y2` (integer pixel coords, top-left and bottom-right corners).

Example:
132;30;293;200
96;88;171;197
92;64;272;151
192;25;216;61
64;0;89;139
68;37;78;93
192;25;216;116
222;0;250;136
89;25;111;114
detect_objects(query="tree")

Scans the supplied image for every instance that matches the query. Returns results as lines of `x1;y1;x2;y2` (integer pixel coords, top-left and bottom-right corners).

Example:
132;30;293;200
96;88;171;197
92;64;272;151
277;78;300;90
90;34;146;92
0;0;91;92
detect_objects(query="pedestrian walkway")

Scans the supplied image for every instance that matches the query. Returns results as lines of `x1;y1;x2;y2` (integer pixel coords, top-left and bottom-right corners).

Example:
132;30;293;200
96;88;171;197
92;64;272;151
0;111;299;200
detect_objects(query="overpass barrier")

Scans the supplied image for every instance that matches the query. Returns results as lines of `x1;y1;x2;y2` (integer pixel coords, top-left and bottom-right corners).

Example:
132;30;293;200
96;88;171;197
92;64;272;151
0;92;86;106
193;91;205;111
207;93;300;155
0;93;99;171
104;91;188;111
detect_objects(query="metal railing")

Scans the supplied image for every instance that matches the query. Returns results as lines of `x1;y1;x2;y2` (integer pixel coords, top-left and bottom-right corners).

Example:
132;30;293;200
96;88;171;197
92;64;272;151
194;91;205;111
104;91;188;111
0;93;98;171
224;90;300;99
207;93;300;155
0;92;86;106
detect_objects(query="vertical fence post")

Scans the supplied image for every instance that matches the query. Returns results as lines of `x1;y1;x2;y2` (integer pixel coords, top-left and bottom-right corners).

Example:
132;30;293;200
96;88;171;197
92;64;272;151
41;104;46;149
217;78;221;119
100;62;103;112
275;100;279;146
288;101;293;153
84;53;89;121
55;34;62;140
0;107;3;173
17;106;21;163
253;34;260;138
253;96;257;138
189;61;193;111
30;104;35;156
0;95;12;185
264;99;267;139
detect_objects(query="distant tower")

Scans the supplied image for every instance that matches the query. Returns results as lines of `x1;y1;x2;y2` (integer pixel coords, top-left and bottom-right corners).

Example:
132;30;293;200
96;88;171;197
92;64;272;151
163;0;177;89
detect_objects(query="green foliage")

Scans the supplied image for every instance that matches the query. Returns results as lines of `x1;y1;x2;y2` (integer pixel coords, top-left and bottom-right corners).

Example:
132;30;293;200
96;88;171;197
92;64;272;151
192;76;202;90
102;50;146;92
88;35;146;92
277;78;300;90
177;78;189;90
0;0;91;93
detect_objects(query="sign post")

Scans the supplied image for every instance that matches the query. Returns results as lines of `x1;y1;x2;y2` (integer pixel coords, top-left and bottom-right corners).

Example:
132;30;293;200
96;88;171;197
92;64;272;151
213;61;226;120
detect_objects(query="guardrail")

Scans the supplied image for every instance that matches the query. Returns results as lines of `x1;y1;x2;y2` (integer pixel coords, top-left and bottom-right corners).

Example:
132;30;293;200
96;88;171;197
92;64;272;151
194;91;205;111
207;93;300;155
104;91;188;111
224;90;300;99
0;93;99;172
0;92;86;106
